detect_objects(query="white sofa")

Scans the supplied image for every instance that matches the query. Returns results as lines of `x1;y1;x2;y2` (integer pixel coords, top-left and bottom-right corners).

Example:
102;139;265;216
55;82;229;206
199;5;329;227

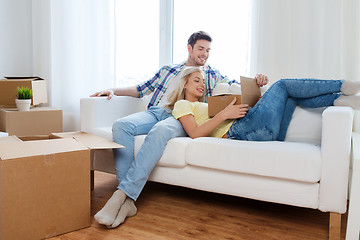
80;96;356;239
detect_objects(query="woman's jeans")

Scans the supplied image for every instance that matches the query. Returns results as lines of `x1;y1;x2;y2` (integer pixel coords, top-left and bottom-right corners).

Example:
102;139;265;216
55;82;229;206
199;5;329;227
227;78;343;141
112;106;187;201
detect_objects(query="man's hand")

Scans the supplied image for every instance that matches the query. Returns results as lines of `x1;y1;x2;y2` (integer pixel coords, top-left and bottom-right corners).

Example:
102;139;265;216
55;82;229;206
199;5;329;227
220;97;249;120
255;74;268;87
90;89;115;100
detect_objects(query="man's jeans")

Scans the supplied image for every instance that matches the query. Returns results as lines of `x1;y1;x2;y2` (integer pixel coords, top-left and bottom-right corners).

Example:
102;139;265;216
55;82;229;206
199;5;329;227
227;78;343;141
112;106;187;201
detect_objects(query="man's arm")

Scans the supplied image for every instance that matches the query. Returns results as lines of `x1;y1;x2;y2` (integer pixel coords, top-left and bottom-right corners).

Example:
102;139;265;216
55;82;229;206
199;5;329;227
90;86;139;100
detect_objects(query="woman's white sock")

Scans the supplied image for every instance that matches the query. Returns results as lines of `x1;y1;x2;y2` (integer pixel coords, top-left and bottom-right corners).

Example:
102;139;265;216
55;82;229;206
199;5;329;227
94;189;126;226
334;95;360;109
341;80;360;95
107;198;137;229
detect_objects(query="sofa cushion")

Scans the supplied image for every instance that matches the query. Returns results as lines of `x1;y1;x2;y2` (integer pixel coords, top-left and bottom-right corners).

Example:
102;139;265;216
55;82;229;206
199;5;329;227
186;137;322;183
285;106;325;145
90;128;189;167
135;135;190;167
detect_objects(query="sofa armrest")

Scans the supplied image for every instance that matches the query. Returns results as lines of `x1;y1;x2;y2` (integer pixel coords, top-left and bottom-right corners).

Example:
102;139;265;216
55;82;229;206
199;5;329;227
80;96;147;133
319;106;354;213
346;132;360;239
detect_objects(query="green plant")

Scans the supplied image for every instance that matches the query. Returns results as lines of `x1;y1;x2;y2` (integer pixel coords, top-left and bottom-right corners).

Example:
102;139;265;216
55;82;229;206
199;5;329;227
17;86;33;99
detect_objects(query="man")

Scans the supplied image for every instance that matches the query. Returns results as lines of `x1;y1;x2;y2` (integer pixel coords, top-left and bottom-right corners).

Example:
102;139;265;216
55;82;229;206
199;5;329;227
91;31;268;228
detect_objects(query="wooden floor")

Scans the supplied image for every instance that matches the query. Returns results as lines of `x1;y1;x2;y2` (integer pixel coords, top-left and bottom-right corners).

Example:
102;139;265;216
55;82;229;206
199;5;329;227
51;171;349;240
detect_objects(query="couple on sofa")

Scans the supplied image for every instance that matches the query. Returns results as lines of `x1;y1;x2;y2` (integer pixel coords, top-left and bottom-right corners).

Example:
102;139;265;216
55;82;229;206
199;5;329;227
90;31;360;228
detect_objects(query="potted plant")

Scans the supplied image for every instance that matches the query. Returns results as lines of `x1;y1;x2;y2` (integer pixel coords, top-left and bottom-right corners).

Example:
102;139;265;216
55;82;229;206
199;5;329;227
16;86;32;111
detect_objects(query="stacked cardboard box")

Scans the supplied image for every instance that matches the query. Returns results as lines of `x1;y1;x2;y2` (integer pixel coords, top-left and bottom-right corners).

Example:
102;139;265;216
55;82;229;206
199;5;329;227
0;132;124;240
0;77;63;136
0;77;47;107
0;107;63;136
0;77;100;239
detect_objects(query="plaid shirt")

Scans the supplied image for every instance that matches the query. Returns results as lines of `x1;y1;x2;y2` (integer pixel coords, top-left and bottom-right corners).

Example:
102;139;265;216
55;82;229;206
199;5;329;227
136;62;238;109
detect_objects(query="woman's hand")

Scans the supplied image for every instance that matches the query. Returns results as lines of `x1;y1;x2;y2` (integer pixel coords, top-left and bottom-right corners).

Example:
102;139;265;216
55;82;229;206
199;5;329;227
219;97;249;120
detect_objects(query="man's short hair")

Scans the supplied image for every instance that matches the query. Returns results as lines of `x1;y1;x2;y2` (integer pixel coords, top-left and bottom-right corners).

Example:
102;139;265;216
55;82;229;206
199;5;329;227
187;31;212;48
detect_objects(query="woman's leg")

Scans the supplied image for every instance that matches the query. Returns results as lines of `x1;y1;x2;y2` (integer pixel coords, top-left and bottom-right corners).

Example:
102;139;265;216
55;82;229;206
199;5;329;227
276;78;342;100
276;97;297;141
227;78;343;141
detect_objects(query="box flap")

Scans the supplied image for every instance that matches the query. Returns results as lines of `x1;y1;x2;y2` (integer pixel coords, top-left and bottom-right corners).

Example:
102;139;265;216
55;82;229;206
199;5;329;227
51;131;124;150
0;136;31;160
0;137;88;160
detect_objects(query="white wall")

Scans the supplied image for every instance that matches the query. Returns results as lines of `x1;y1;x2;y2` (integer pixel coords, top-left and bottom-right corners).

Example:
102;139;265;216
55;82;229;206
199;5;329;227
0;0;33;77
250;0;360;83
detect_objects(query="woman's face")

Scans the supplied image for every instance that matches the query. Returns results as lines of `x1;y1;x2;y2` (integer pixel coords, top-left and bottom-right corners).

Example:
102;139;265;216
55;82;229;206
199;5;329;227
184;71;205;102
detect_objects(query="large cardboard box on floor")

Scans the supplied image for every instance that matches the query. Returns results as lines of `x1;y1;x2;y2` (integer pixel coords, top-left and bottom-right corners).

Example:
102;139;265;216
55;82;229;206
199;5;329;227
0;132;123;240
0;107;63;136
208;76;261;117
0;77;48;107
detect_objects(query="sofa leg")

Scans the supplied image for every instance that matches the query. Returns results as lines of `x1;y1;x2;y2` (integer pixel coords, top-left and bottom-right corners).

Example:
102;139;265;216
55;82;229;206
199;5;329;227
329;212;341;240
90;170;95;191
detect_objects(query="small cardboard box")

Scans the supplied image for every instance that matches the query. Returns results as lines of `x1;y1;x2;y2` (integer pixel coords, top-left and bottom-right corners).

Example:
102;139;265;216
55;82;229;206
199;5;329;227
0;107;63;136
208;76;261;117
0;132;123;240
0;77;48;107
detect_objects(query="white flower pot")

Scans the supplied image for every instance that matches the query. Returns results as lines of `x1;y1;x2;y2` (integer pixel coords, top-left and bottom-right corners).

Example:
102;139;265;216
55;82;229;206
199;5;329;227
15;99;31;112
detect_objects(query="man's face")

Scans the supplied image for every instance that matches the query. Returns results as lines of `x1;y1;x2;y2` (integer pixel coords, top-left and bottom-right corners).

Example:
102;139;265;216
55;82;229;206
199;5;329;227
187;39;211;66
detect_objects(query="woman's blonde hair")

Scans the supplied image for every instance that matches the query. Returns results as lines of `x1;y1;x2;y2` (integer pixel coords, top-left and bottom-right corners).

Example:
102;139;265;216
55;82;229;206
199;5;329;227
166;66;205;110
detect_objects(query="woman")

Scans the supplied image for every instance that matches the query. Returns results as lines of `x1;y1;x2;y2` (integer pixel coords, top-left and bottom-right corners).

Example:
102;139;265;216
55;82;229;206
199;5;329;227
169;67;360;141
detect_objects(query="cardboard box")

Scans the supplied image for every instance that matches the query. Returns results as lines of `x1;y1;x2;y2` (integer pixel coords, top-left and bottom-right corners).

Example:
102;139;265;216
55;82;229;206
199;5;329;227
208;76;261;117
0;107;63;136
0;132;123;240
0;77;48;107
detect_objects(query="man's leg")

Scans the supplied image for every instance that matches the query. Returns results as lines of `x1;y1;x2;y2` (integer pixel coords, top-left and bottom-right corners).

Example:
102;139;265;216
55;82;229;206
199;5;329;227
112;108;164;183
118;116;187;201
95;107;165;226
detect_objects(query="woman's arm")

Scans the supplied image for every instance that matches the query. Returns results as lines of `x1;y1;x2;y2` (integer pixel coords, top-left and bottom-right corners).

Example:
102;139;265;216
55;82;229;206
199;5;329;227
178;98;249;139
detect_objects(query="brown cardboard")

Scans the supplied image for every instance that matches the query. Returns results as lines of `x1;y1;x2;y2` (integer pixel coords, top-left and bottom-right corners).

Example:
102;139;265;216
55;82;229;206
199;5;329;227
208;76;261;117
51;131;125;150
0;132;123;240
240;76;262;107
208;95;242;117
0;107;63;136
0;77;48;107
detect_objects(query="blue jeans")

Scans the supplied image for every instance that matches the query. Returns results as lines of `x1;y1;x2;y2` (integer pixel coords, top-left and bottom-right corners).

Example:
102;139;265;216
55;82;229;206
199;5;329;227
112;106;187;201
227;78;343;141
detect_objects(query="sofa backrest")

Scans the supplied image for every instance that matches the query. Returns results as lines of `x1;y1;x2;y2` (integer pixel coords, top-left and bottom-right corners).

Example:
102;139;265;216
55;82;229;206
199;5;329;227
285;106;326;145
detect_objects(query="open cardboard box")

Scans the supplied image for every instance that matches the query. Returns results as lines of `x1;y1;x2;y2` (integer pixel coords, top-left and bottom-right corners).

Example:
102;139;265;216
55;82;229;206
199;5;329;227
0;132;123;240
208;76;261;117
0;77;48;107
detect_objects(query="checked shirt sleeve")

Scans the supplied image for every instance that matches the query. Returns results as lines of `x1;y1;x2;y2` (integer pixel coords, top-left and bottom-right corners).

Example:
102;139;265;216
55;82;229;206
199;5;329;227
136;67;163;98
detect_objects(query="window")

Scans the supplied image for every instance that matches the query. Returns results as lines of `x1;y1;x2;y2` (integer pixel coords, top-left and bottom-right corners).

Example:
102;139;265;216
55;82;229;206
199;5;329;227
173;0;251;81
114;0;159;87
114;0;251;86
